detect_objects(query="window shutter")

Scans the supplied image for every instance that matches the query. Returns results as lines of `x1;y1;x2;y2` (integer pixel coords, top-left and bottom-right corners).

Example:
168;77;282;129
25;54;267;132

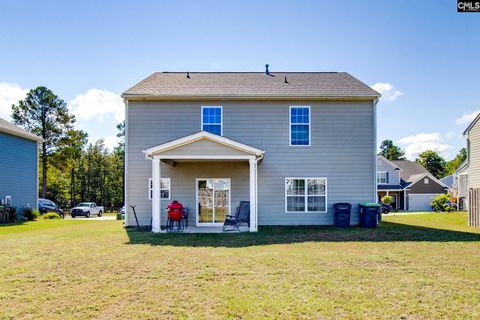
386;172;389;183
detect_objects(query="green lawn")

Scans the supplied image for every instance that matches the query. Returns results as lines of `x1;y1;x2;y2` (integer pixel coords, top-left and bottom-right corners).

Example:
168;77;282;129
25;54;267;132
1;213;480;319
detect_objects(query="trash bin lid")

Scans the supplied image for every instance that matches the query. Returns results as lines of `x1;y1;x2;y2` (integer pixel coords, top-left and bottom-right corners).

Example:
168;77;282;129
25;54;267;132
334;203;351;207
359;202;381;207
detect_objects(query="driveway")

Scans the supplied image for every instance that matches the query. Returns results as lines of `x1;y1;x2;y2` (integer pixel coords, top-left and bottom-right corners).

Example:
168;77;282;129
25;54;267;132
384;211;433;216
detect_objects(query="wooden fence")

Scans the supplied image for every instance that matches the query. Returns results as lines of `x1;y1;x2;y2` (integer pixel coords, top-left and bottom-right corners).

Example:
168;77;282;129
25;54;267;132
469;188;480;227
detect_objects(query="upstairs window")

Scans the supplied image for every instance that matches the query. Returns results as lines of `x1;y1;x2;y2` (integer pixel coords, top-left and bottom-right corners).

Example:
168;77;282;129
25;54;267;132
290;106;310;146
424;178;429;184
202;106;223;136
377;172;389;184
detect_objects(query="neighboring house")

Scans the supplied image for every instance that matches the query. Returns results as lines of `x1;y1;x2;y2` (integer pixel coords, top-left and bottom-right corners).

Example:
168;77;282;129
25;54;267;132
451;160;469;211
441;174;454;193
0;117;42;210
376;155;405;210
377;155;449;211
464;113;480;226
123;71;380;232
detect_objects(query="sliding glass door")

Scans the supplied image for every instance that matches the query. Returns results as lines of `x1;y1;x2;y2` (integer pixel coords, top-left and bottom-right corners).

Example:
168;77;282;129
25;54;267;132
197;179;230;225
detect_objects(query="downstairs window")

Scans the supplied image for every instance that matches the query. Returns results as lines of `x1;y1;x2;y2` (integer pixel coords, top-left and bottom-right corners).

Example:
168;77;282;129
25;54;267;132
285;178;327;213
148;178;171;200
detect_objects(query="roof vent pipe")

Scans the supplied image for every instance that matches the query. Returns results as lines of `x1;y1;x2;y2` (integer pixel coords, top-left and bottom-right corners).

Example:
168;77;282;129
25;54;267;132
265;64;269;75
186;72;190;79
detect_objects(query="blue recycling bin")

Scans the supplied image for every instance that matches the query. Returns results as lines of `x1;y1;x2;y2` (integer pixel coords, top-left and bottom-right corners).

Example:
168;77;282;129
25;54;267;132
333;203;352;228
359;203;381;228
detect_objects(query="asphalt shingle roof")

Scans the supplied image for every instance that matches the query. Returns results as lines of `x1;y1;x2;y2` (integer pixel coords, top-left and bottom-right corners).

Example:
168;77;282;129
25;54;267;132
0;117;43;142
440;175;454;188
390;160;430;183
123;72;380;99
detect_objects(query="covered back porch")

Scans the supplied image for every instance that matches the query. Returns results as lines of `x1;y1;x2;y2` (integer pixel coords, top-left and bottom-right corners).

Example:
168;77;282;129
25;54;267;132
143;131;264;233
377;188;406;211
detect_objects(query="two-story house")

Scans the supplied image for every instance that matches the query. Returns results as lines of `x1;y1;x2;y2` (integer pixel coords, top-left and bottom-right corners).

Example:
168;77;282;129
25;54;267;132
0;117;42;210
376;155;405;210
444;160;468;211
377;155;449;211
123;71;380;232
463;113;480;226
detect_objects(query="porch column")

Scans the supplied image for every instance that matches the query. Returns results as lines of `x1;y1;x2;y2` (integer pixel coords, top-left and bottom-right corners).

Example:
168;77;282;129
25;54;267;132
249;158;258;232
151;157;161;233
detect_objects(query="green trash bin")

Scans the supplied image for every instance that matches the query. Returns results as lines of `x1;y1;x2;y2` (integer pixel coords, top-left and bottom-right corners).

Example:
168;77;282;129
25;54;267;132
359;202;381;228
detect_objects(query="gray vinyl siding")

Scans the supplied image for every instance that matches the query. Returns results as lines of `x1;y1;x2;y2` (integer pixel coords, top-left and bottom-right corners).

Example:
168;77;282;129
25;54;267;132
468;122;480;189
377;157;400;185
456;174;469;198
126;100;375;226
0;132;38;210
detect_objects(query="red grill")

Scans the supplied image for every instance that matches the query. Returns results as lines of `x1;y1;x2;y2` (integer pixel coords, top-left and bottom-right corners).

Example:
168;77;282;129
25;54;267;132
167;201;184;221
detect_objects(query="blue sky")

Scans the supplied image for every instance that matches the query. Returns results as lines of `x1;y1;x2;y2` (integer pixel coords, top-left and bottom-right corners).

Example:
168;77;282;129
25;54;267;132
0;0;478;159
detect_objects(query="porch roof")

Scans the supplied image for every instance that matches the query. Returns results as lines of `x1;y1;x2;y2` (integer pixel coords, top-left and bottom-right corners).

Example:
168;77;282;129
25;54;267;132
143;131;265;159
378;184;404;191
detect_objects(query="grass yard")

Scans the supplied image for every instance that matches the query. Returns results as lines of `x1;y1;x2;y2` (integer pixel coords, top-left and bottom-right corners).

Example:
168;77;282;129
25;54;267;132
1;213;480;319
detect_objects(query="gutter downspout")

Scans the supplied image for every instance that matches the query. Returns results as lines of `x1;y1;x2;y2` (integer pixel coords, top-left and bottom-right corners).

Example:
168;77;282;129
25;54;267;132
256;152;265;164
124;98;129;227
255;151;265;231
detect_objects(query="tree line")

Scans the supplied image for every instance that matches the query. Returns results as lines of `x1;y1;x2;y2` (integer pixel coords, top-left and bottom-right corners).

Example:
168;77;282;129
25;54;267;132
11;86;124;209
379;140;466;179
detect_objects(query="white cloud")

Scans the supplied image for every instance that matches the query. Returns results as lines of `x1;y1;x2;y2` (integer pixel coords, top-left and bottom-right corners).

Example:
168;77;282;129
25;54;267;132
371;82;403;101
456;110;479;125
103;135;120;151
398;132;451;160
0;82;28;120
68;89;124;123
445;131;455;139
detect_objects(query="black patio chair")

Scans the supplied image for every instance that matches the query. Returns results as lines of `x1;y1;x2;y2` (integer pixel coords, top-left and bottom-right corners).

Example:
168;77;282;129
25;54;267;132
181;207;189;229
222;201;250;232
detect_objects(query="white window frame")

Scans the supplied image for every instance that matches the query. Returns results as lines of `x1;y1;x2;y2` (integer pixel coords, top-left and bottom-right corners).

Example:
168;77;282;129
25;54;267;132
195;178;231;226
201;106;223;136
424;178;429;184
377;171;388;184
289;106;311;147
285;177;327;213
148;177;171;200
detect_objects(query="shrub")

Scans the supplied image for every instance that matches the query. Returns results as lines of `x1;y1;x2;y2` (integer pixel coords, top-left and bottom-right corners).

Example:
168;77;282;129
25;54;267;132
22;208;40;221
15;207;26;221
444;206;454;212
381;195;393;205
42;212;61;219
431;194;450;212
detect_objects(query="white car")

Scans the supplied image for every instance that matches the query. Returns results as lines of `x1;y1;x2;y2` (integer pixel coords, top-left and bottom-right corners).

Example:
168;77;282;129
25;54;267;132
71;202;104;218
